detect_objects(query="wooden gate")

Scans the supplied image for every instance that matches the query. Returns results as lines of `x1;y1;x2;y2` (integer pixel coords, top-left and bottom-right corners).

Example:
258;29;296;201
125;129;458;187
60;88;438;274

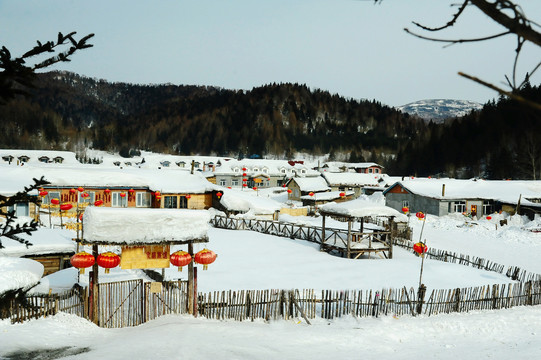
98;279;189;328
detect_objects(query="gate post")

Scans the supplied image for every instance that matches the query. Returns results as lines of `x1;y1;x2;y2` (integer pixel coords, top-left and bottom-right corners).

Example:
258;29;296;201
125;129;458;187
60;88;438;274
416;284;426;315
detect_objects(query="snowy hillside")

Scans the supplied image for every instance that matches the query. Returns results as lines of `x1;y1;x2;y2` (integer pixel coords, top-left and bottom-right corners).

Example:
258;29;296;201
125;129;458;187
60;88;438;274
398;99;483;122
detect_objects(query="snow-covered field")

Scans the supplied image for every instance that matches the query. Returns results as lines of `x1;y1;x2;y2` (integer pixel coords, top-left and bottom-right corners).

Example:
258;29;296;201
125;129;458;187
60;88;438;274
2;202;541;359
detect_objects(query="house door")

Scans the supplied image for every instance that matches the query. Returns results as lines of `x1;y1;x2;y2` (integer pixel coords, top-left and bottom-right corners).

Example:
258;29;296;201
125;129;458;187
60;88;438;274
470;205;477;217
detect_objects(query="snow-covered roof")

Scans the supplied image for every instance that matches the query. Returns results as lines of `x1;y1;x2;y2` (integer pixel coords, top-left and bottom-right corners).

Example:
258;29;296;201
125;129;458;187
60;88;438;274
322;161;381;170
213;159;319;177
322;172;381;187
0;257;44;295
219;189;281;214
83;207;210;245
0;149;79;165
0;163;219;194
291;176;330;192
384;178;541;206
319;198;406;220
0;228;76;257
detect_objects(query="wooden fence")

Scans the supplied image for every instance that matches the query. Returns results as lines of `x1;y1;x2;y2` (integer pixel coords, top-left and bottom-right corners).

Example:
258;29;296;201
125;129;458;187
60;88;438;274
9;286;86;324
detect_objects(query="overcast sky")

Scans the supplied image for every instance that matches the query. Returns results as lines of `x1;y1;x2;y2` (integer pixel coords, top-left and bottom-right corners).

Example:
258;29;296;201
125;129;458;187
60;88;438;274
1;0;540;107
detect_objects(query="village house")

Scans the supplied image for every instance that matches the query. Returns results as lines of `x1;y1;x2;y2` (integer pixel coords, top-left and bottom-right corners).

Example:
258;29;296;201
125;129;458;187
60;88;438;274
383;178;541;220
322;172;382;198
211;159;319;189
286;176;330;201
0;149;78;166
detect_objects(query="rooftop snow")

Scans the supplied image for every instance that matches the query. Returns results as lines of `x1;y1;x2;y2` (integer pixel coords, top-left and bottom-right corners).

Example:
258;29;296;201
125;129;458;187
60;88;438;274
0;257;44;295
323;172;381;186
0;228;76;257
83;207;210;245
292;176;330;192
219;189;281;214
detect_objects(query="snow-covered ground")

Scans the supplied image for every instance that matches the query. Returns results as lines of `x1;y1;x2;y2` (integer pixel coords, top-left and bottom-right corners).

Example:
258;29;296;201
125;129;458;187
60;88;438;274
2;198;541;358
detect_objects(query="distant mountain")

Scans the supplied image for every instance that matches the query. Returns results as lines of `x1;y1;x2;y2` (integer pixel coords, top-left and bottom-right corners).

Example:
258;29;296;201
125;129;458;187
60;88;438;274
398;99;483;122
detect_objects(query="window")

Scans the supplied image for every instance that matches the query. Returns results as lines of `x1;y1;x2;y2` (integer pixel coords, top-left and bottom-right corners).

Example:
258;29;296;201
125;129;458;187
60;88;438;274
112;192;128;207
232;179;239;186
45;192;60;204
78;191;95;204
233;167;240;173
402;201;409;208
262;168;268;174
300;169;306;174
253;167;259;172
280;168;286;174
164;196;178;209
483;200;494;215
7;203;29;217
136;192;151;207
368;168;373;173
219;179;227;186
179;196;188;209
454;201;466;213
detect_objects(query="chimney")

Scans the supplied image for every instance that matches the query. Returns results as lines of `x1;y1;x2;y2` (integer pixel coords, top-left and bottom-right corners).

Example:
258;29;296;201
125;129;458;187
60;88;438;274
442;184;446;197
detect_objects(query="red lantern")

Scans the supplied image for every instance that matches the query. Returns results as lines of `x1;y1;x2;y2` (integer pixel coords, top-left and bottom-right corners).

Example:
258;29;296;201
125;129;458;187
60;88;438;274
60;203;73;211
242;167;247;171
402;206;409;214
227;186;232;189
128;188;135;193
97;252;121;274
287;189;292;194
154;191;161;197
50;198;60;205
486;216;492;220
216;192;223;199
39;190;48;197
282;184;287;188
94;200;104;206
242;184;247;188
416;211;425;219
69;188;77;194
309;192;314;197
242;173;247;177
339;192;346;198
194;249;217;270
70;252;95;274
185;195;191;199
413;242;428;255
170;250;192;271
82;192;90;198
104;188;111;194
77;187;84;192
252;186;257;191
242;178;247;182
156;195;161;201
119;192;126;198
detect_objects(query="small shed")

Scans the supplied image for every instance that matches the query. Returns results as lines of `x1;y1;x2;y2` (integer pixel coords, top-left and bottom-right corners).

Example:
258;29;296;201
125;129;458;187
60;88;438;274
318;199;405;259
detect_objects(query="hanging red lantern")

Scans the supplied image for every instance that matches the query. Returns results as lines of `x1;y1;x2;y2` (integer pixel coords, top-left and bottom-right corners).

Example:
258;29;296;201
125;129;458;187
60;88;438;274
486;216;492;220
82;192;90;198
242;167;247;171
70;188;77;194
252;186;257;191
94;200;104;206
97;252;121;274
242;173;247;177
416;211;425;219
287;189;292;194
194;249;217;270
154;191;161;197
413;242;428;255
216;192;223;199
70;252;95;274
39;190;48;197
50;198;60;205
170;250;192;271
77;187;84;192
402;206;409;214
339;192;346;198
242;178;247;182
119;192;126;198
156;195;161;201
104;188;111;194
128;188;135;193
242;184;247;188
309;192;315;197
60;203;73;211
185;195;191;199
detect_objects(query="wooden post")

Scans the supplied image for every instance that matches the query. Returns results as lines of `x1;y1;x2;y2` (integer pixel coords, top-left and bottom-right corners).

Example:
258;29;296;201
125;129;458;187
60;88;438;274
321;215;326;251
389;216;394;259
90;244;99;325
193;266;198;317
346;219;352;259
188;242;194;315
416;284;426;315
